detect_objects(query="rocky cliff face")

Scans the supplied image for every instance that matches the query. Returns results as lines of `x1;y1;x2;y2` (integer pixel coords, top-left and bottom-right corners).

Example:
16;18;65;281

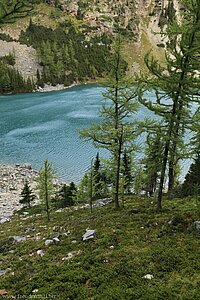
46;0;180;37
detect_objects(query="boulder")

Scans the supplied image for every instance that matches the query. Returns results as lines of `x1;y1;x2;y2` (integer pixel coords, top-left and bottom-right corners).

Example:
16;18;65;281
53;226;61;231
51;233;61;239
62;252;74;261
13;235;26;243
0;217;10;224
37;249;45;257
44;239;54;246
23;163;32;170
82;229;96;241
0;269;6;276
194;221;200;231
143;274;153;280
53;237;60;245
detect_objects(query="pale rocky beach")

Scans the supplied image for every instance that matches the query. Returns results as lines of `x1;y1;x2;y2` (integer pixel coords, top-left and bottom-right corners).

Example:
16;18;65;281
0;164;39;222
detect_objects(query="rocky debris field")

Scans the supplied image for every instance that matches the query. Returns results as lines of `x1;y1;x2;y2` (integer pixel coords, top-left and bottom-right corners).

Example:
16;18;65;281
0;164;39;221
0;40;41;79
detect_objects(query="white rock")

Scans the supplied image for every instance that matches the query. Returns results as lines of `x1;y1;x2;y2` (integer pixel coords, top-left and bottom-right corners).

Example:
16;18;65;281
53;237;60;244
67;253;74;259
143;274;154;280
194;221;200;231
37;250;45;257
44;239;54;246
13;235;26;243
62;252;74;261
82;229;96;241
22;212;29;215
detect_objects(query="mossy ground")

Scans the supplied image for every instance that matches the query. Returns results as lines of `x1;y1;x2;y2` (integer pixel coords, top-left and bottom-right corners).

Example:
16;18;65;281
0;196;200;299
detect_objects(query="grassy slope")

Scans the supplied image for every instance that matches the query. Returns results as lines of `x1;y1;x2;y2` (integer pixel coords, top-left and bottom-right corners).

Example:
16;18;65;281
0;4;84;39
0;196;200;299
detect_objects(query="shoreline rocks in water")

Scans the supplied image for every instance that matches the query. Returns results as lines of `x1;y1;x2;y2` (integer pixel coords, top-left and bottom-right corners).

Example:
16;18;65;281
36;82;81;93
0;164;39;221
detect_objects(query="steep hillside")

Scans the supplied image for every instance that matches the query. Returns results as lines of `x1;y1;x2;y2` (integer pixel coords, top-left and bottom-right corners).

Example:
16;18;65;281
0;0;181;90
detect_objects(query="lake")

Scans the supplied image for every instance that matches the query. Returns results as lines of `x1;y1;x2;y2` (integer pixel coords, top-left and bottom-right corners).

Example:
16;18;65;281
0;84;190;182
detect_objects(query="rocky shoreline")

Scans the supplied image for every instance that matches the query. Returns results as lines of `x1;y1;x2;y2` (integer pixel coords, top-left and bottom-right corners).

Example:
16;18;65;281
0;164;39;222
36;83;77;93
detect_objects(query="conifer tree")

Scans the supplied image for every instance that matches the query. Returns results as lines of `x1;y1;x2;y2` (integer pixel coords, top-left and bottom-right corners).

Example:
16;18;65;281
182;156;200;197
36;160;55;221
122;149;133;194
54;183;76;208
138;0;200;210
80;36;139;208
143;129;164;197
0;0;35;25
19;181;35;208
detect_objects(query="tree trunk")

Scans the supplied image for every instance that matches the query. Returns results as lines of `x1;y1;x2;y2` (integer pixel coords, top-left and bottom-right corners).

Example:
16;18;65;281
168;160;175;198
45;161;50;221
157;139;170;211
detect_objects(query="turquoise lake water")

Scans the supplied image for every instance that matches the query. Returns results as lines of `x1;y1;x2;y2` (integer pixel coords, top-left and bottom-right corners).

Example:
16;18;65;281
0;84;189;182
0;85;108;182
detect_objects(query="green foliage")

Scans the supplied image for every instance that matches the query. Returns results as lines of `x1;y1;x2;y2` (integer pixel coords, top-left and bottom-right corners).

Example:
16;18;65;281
93;153;110;200
142;129;164;196
76;155;110;205
76;173;91;204
0;52;15;66
138;0;200;209
53;182;76;208
19;20;113;86
121;149;133;194
1;196;200;299
158;1;176;28
132;164;146;195
0;60;35;94
36;160;56;221
19;181;35;208
80;36;139;208
0;0;35;25
182;156;200;198
0;32;14;41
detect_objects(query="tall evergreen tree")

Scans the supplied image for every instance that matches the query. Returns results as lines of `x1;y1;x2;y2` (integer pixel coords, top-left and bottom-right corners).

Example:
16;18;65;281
122;149;133;194
143;129;164;197
36;160;55;221
138;0;200;210
182;156;200;197
80;36;139;208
